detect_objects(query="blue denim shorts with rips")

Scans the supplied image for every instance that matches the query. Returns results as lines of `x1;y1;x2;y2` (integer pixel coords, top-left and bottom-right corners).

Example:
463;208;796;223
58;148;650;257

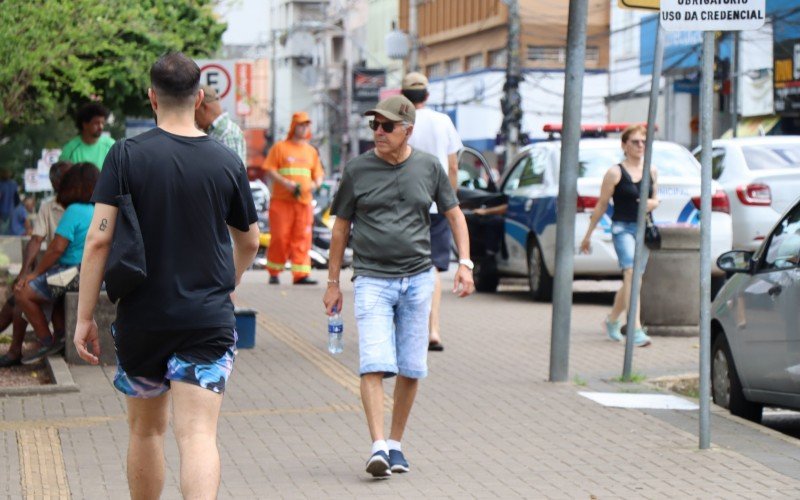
354;267;436;379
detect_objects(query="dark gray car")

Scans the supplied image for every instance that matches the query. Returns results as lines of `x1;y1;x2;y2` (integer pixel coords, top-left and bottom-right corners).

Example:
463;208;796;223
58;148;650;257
711;196;800;422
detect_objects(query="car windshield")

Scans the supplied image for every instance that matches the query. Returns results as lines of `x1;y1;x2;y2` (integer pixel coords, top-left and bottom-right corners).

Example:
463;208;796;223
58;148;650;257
742;143;800;170
577;143;700;178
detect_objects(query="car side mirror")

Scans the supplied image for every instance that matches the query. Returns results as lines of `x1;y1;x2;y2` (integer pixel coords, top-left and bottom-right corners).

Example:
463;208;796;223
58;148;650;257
717;250;754;274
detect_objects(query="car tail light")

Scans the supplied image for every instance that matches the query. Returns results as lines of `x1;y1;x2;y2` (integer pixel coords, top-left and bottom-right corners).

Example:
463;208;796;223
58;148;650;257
576;195;598;212
691;190;731;214
735;183;771;206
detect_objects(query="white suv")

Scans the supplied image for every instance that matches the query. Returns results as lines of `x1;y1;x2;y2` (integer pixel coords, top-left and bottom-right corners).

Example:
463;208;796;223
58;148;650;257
693;136;800;251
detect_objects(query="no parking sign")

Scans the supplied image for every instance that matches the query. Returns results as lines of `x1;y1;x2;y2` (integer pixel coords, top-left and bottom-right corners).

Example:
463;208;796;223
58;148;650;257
196;59;235;115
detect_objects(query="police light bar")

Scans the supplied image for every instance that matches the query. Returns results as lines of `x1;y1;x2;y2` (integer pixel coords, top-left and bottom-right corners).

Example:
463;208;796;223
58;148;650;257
542;123;657;134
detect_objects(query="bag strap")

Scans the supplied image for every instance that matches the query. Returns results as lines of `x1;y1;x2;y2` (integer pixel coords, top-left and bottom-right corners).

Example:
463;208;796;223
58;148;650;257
116;139;130;196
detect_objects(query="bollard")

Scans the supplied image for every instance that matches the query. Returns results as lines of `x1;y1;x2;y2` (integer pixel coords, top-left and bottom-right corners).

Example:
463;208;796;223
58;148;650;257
641;225;700;336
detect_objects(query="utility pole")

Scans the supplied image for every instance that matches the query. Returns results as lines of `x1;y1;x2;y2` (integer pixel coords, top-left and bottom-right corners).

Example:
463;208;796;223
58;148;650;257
500;0;522;164
269;29;278;146
549;0;589;383
409;0;419;72
731;31;739;137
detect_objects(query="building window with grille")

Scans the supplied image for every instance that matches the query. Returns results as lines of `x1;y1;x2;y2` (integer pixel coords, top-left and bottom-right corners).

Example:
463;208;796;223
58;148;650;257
527;45;600;64
426;63;444;79
445;58;461;75
466;53;485;71
488;48;507;68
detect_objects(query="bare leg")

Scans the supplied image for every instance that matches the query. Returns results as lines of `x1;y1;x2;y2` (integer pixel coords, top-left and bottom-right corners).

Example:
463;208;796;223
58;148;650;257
0;297;15;332
172;381;224;500
360;373;385;442
428;270;442;345
14;286;52;343
4;307;28;359
389;376;419;442
609;269;633;323
51;297;65;339
126;392;170;500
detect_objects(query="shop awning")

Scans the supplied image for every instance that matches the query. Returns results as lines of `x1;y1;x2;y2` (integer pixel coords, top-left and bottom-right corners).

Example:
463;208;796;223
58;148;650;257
721;115;780;138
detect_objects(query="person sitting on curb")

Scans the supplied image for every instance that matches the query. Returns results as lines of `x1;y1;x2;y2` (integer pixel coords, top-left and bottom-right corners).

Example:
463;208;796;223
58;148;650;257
13;163;99;364
0;161;72;368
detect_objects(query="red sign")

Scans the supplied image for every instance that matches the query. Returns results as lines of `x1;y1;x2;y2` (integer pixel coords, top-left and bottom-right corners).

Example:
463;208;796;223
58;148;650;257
235;62;253;116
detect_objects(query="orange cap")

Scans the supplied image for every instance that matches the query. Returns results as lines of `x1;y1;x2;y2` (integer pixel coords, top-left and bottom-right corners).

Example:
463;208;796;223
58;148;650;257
287;111;312;140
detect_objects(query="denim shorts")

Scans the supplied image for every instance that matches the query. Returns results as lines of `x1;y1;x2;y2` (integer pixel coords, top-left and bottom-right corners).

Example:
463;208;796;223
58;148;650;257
611;221;649;270
353;267;436;379
29;265;75;302
430;213;452;272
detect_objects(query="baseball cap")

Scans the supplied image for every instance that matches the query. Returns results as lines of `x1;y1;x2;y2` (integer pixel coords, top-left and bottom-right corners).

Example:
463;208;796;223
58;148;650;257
401;72;429;90
292;111;311;124
201;85;219;103
364;95;416;124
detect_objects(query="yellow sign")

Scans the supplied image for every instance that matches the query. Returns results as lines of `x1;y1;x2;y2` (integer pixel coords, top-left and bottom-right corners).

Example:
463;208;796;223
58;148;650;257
618;0;660;10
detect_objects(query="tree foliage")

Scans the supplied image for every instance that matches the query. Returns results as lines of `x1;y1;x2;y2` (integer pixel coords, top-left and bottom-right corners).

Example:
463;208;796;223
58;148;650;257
0;0;226;134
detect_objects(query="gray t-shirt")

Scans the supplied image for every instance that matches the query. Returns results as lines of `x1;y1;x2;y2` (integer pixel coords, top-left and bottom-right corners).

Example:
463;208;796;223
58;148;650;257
331;148;459;278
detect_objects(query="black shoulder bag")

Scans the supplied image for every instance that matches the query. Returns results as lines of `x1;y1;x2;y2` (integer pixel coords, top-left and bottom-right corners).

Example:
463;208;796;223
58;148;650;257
644;213;661;250
104;141;147;302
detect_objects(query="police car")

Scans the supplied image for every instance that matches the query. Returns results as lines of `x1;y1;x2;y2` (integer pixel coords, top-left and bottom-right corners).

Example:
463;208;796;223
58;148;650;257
457;125;734;300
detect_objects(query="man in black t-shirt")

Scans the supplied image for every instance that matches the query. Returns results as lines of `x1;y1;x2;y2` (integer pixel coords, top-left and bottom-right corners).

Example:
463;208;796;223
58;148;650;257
74;52;259;499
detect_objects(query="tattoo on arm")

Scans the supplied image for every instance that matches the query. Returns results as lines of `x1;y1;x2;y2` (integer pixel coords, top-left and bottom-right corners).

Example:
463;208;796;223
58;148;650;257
99;218;108;231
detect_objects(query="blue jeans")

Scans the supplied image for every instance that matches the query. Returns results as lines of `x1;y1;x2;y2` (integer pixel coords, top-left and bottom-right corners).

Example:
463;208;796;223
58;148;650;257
353;267;436;379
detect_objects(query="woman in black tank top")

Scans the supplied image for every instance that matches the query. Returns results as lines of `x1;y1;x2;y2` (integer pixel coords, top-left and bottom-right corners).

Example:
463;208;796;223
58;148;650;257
578;125;660;348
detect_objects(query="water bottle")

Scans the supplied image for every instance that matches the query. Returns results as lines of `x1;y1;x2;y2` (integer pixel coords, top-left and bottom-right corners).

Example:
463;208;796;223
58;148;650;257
328;307;343;354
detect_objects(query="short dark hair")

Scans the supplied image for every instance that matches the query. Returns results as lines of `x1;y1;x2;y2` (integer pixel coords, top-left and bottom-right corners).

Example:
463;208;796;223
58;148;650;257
57;162;99;207
401;88;428;104
150;52;201;108
75;102;109;130
49;160;73;192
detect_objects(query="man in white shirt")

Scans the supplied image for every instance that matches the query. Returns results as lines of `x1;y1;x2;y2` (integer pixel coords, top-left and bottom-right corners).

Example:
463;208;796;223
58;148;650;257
403;72;464;352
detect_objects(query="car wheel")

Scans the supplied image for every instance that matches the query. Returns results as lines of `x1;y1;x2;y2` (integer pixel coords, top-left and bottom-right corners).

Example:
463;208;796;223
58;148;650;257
473;256;499;293
711;332;762;423
527;239;553;302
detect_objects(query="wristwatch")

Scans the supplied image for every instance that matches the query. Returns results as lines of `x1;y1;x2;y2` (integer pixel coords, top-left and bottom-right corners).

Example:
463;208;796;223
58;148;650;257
458;258;474;270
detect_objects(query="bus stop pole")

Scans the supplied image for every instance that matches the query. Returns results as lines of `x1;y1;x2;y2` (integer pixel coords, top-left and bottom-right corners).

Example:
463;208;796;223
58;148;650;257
549;0;588;382
622;19;664;379
698;31;715;450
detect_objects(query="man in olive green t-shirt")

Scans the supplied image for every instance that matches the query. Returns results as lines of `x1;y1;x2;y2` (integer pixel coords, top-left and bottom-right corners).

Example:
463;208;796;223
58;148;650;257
323;95;475;479
59;102;115;170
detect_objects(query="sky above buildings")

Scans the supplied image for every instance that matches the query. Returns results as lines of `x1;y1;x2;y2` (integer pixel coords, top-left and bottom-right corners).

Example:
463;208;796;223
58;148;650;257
216;0;270;46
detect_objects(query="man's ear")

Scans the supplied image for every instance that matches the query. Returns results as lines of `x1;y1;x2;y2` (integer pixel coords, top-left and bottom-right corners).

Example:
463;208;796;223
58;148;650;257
148;88;158;112
194;90;204;110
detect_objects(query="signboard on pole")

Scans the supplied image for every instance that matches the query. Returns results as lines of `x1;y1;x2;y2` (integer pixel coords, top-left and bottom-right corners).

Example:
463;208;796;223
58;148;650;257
660;0;766;32
196;59;235;115
618;0;659;10
352;68;387;113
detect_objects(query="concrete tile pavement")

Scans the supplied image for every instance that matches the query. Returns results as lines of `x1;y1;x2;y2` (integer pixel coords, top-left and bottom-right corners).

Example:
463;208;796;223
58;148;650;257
0;268;799;497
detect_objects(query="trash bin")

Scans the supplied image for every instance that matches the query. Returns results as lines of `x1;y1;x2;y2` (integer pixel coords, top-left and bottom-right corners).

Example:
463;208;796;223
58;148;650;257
234;308;258;349
641;225;700;337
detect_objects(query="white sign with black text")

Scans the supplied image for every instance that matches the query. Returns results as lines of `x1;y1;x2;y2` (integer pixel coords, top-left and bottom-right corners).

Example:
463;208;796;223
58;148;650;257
660;0;766;32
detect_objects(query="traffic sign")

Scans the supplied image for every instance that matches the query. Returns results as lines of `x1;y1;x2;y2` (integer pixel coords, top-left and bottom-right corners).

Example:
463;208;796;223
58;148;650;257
660;0;765;32
196;59;236;115
618;0;659;11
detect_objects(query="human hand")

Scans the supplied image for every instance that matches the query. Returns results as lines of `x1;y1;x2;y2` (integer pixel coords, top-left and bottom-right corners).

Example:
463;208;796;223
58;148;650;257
323;284;343;315
579;237;591;254
14;274;36;293
452;266;475;297
74;318;100;365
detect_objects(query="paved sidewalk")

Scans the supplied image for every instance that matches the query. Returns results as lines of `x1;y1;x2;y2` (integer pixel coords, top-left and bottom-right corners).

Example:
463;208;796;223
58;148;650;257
2;269;800;498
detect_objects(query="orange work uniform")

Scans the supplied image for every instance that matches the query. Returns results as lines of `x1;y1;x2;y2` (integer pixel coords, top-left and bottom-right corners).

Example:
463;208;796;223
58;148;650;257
262;139;324;281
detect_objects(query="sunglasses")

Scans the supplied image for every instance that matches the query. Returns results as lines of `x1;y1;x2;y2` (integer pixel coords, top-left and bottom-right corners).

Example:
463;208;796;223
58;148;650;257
628;139;646;146
369;120;401;133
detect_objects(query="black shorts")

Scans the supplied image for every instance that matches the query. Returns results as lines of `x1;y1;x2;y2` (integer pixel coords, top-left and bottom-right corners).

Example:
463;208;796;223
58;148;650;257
430;213;452;272
112;325;236;379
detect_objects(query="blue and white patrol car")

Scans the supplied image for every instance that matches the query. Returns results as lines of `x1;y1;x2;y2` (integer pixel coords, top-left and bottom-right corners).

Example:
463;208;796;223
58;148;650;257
457;136;733;300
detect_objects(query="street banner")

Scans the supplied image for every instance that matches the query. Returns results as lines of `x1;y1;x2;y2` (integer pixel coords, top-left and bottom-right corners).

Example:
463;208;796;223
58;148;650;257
660;0;766;32
235;61;253;116
774;24;800;116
